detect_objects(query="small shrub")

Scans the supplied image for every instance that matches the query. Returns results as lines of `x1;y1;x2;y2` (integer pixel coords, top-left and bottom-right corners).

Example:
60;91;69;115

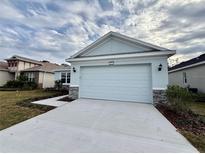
3;75;37;90
166;85;193;113
55;80;62;90
3;80;24;88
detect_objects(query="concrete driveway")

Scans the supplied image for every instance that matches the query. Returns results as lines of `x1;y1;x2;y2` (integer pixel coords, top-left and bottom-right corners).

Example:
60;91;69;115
0;99;198;152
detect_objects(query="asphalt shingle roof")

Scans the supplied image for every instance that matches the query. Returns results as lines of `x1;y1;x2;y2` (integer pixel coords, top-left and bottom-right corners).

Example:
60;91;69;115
5;55;42;64
169;53;205;71
22;62;60;73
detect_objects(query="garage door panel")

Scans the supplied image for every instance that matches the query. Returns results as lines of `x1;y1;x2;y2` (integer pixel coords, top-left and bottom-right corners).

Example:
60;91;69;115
81;78;150;86
80;65;152;103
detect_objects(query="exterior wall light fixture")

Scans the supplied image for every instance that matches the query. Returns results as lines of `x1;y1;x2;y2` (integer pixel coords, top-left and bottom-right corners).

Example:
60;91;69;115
158;64;162;71
73;67;76;72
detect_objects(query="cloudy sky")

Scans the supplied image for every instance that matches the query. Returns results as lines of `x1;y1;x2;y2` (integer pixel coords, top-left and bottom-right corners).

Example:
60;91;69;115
0;0;204;65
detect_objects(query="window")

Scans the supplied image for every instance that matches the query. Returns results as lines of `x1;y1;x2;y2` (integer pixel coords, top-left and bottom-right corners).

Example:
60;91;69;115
61;72;70;84
61;73;66;83
14;61;17;67
67;73;70;83
183;72;187;84
26;72;35;82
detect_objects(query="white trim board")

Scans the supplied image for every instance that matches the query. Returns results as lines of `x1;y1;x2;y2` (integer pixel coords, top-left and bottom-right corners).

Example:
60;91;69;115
67;51;175;62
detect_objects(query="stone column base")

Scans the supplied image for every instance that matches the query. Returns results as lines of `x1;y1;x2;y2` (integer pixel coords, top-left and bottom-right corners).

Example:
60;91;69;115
153;89;167;104
69;86;79;99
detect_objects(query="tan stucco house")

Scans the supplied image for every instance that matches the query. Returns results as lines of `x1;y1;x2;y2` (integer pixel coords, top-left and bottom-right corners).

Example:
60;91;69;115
0;55;60;88
0;62;14;86
169;53;205;93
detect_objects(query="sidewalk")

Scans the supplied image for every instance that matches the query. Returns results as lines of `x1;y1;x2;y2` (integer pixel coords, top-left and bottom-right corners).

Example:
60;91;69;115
31;95;69;107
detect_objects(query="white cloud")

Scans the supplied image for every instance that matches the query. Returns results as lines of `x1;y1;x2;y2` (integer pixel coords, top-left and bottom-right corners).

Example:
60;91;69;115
0;0;204;64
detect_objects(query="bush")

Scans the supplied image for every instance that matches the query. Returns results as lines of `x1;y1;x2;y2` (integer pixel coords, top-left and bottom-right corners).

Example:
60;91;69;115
3;80;24;88
3;75;37;90
55;80;62;90
166;85;193;113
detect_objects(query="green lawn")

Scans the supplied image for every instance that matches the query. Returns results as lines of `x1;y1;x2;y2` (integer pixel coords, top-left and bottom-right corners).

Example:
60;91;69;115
0;90;63;130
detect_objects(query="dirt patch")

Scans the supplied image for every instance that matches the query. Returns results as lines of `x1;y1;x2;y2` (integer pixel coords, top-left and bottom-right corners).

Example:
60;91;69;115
156;104;205;136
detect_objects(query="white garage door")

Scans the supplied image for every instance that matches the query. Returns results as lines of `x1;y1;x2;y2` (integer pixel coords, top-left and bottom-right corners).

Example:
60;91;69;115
79;64;152;103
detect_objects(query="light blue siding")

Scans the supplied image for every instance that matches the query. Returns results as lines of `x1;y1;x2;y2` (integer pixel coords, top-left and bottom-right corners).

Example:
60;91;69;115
81;37;152;57
54;72;61;81
70;56;168;91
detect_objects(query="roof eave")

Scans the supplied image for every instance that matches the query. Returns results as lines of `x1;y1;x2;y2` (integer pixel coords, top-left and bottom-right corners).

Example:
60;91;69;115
69;31;171;59
66;50;176;62
169;61;205;73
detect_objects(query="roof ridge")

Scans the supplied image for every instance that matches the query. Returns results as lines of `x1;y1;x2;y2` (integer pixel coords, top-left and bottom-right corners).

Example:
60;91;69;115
5;55;42;64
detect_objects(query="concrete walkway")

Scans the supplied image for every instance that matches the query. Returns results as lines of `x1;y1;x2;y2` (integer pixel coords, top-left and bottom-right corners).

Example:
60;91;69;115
31;95;68;107
0;99;198;152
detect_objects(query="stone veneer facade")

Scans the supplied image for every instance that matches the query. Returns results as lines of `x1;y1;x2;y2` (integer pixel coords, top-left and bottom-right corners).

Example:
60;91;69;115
69;87;167;104
69;86;79;99
153;89;167;104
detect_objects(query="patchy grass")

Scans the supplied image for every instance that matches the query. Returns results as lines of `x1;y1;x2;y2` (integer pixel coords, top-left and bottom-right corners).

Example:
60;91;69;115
160;86;205;152
0;90;63;130
156;103;205;152
181;131;205;153
188;102;205;116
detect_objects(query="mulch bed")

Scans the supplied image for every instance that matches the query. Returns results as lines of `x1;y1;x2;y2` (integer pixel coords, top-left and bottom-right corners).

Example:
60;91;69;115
58;96;75;102
156;104;205;136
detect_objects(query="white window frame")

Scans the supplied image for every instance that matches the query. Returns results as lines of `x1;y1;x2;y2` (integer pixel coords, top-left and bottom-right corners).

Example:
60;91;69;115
61;72;70;85
26;72;35;82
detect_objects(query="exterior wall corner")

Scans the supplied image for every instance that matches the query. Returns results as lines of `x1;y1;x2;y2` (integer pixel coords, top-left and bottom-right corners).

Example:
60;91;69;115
153;89;167;104
69;86;79;99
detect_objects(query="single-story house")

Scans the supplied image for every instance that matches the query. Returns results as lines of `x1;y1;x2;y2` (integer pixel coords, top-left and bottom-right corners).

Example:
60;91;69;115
169;53;205;93
21;61;60;88
66;31;175;104
0;62;14;86
54;64;71;85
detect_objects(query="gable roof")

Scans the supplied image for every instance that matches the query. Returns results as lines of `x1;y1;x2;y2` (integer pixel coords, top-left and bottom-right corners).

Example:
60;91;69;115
21;62;60;73
0;61;8;71
69;31;174;59
5;55;42;65
169;53;205;72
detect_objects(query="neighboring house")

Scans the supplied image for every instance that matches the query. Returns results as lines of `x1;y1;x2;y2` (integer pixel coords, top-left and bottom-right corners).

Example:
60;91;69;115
5;55;42;79
66;31;175;104
169;53;205;93
54;64;71;85
0;62;14;86
0;55;61;88
21;61;60;88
